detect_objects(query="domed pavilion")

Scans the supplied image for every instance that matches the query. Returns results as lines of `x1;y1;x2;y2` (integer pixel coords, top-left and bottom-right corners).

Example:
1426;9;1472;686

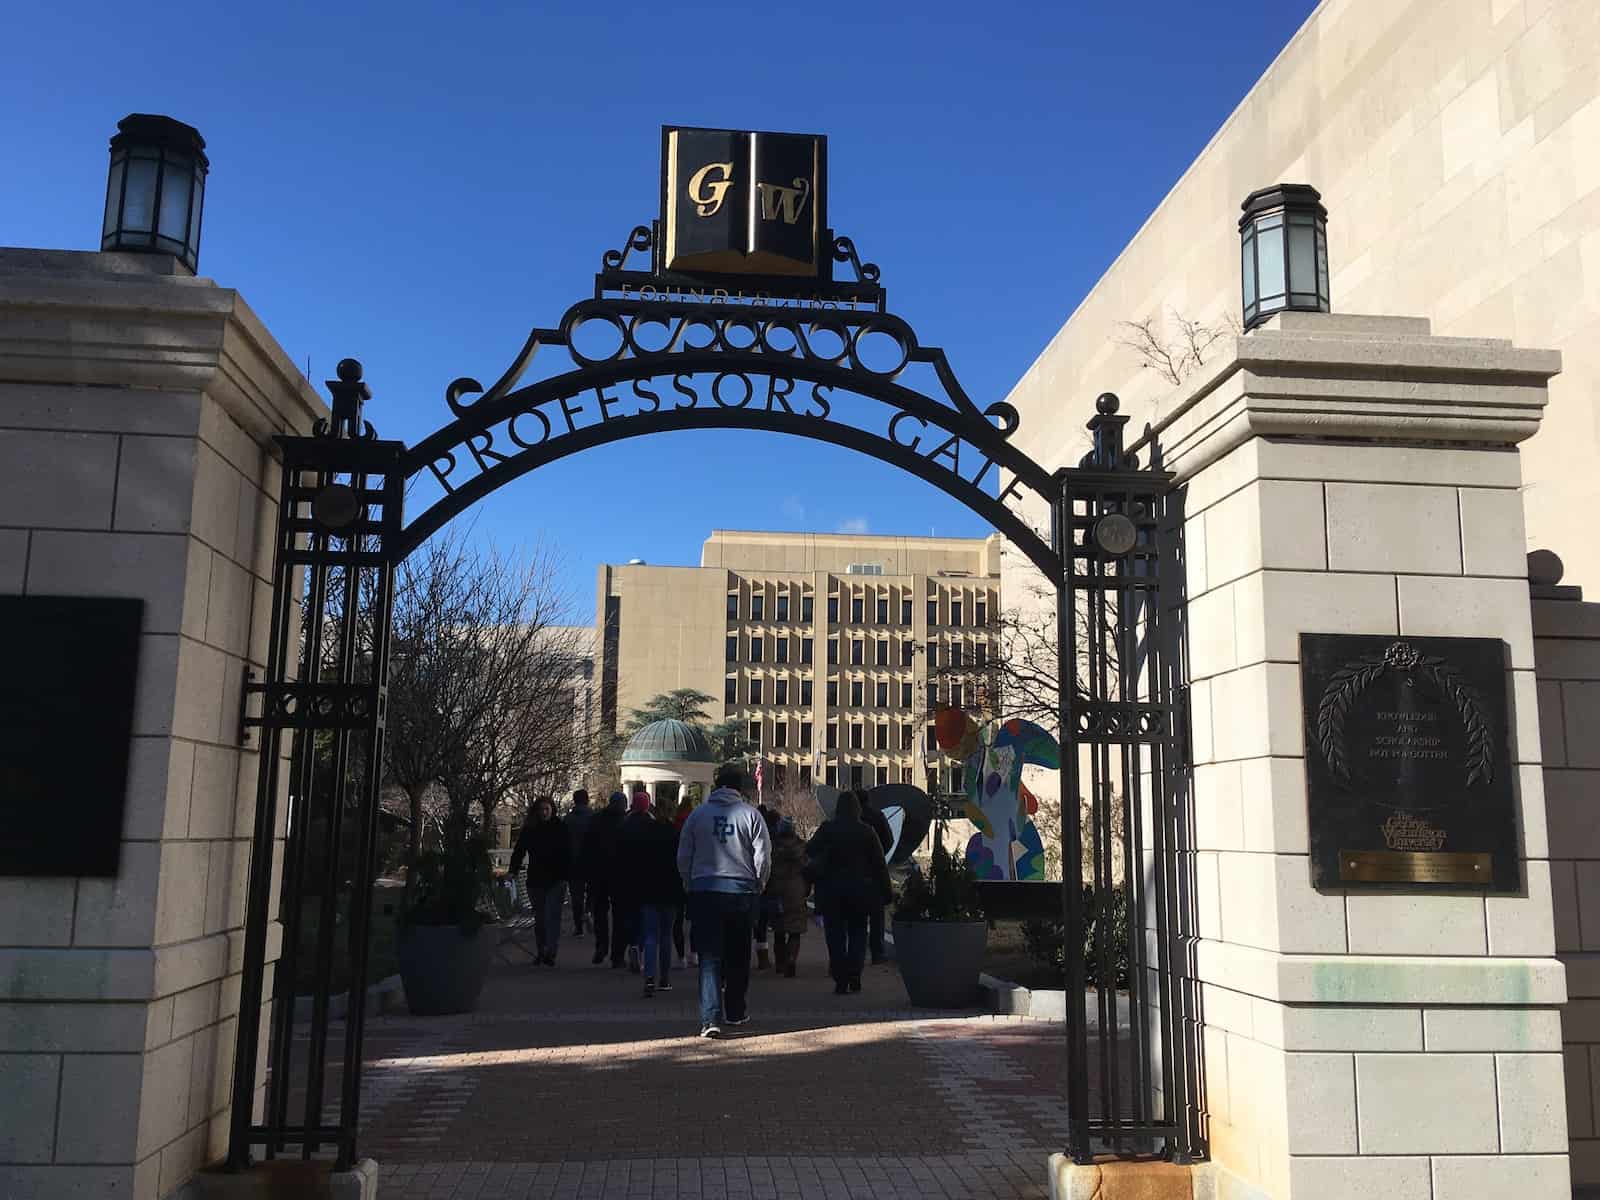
620;718;718;811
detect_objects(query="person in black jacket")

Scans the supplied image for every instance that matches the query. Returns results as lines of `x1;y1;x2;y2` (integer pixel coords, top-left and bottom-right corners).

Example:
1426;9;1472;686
581;791;629;966
616;791;684;996
805;789;893;994
509;796;571;966
858;790;895;965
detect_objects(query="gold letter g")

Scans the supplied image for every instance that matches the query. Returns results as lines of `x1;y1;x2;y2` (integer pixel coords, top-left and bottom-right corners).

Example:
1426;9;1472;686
688;162;734;218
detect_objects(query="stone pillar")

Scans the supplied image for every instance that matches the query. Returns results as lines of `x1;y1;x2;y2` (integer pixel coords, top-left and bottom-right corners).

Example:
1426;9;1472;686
0;250;324;1199
1152;314;1567;1198
1531;556;1600;1191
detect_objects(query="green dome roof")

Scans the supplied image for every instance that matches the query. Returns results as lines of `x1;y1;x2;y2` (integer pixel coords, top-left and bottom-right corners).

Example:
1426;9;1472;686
621;718;716;764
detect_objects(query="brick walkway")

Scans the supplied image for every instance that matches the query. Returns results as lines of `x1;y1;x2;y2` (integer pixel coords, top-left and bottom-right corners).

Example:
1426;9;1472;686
349;919;1069;1198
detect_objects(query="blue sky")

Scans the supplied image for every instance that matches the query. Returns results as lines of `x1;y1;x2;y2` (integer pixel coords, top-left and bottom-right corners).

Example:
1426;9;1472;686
3;0;1317;619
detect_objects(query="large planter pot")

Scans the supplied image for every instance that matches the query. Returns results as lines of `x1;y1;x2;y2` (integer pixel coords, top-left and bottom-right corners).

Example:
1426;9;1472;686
892;918;987;1008
396;921;498;1015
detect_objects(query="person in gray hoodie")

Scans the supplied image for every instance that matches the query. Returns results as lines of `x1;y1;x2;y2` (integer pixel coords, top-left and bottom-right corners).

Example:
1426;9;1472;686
676;763;771;1038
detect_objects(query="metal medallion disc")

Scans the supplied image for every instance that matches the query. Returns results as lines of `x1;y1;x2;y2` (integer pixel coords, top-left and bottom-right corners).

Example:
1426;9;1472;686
311;483;361;531
1092;512;1138;557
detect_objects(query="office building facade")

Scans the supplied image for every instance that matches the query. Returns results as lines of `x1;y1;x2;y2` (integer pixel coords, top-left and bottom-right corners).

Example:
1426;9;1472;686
595;530;1001;797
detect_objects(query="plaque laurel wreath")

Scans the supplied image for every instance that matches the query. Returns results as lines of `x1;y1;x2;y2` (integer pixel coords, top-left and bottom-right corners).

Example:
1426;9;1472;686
1314;641;1494;788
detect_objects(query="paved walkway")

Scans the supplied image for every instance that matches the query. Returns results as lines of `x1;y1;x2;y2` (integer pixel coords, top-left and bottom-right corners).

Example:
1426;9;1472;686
353;918;1068;1198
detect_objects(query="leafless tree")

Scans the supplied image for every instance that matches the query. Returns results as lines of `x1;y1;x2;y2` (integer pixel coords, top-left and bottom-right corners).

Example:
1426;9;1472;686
764;771;823;841
382;531;590;859
1117;309;1240;387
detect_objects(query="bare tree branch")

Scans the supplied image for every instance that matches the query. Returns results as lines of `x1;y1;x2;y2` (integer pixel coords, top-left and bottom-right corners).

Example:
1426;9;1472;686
1117;308;1239;387
381;531;590;858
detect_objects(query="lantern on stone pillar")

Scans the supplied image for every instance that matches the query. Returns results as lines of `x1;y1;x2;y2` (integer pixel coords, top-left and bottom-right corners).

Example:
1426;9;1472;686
101;114;208;272
1239;183;1328;331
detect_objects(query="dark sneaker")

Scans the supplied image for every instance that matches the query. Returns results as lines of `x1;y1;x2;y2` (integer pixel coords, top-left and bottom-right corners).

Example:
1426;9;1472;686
643;977;655;998
627;946;641;974
657;980;674;992
592;951;605;965
725;1014;749;1027
833;981;849;995
847;978;862;993
699;1023;721;1039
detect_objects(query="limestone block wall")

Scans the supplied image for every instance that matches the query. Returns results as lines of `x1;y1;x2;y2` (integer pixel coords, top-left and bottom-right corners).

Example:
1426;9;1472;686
1154;314;1566;1198
0;250;324;1199
1004;0;1600;595
1533;578;1600;1187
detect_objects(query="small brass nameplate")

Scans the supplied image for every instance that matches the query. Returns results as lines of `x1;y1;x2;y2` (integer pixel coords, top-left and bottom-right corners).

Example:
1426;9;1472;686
1337;850;1492;884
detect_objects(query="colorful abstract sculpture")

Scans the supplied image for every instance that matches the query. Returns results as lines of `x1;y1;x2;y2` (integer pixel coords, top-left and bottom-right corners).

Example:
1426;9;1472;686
934;708;1060;881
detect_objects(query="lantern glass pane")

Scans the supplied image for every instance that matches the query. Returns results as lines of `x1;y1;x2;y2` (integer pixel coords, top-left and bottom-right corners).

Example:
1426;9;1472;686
1241;233;1256;309
122;156;158;233
158;161;193;245
1289;217;1317;303
102;159;124;241
188;171;204;248
1316;226;1330;303
1255;215;1285;304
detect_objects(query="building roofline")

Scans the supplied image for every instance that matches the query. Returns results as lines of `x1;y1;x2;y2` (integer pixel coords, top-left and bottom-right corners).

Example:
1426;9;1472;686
704;528;998;545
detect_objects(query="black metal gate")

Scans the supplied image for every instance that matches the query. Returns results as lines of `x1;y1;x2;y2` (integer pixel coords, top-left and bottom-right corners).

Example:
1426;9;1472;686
226;218;1197;1173
1055;398;1199;1162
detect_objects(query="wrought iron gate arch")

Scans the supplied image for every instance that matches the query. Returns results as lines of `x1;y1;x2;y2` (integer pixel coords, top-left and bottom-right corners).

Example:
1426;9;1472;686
227;229;1198;1178
396;350;1059;574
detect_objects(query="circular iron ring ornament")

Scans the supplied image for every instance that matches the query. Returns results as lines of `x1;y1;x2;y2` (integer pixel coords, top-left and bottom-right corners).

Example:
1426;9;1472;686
560;301;916;378
1092;512;1138;557
311;484;362;531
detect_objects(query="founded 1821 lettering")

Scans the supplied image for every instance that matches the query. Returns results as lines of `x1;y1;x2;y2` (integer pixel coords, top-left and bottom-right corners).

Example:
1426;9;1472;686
1299;632;1521;891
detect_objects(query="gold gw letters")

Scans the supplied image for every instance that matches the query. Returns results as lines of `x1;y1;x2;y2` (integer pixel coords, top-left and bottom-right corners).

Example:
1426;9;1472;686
688;165;811;226
688;162;734;217
756;177;810;225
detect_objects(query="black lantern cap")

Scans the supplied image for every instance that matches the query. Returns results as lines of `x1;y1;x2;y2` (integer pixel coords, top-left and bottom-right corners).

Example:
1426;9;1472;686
1238;183;1326;230
109;114;209;168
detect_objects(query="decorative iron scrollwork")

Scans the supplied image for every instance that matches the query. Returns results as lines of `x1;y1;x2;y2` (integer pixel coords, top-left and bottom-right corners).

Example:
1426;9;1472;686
832;235;880;284
253;682;387;731
601;224;653;273
1073;701;1170;741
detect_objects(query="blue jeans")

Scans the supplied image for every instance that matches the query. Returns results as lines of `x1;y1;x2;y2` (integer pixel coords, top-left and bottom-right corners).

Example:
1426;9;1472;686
639;902;675;982
527;881;566;958
687;891;757;1026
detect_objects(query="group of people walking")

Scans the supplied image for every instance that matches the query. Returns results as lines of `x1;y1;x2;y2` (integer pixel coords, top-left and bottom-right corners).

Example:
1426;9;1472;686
508;765;895;1038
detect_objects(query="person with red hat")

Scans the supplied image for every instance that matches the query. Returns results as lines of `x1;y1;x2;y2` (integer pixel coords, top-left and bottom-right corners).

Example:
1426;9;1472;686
616;786;654;971
616;785;685;997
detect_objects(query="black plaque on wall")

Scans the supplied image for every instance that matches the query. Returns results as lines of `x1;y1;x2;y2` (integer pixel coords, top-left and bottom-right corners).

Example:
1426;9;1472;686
1300;633;1520;892
0;596;143;876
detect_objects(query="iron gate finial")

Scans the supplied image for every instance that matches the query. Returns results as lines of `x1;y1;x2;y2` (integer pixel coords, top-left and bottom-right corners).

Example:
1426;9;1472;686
1082;391;1133;470
323;357;372;440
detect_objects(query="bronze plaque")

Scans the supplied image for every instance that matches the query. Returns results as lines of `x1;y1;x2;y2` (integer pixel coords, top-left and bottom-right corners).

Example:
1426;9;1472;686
0;596;142;876
1301;634;1520;892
